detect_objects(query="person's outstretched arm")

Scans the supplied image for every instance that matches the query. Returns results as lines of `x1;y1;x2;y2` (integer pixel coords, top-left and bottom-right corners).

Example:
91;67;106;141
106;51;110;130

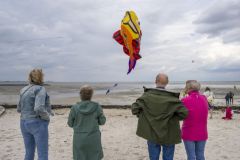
34;87;50;120
132;97;145;117
175;103;188;120
67;107;75;127
98;105;106;125
17;98;21;113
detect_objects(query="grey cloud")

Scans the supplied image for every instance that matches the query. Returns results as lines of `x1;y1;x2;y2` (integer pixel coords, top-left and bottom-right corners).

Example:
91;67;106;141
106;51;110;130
208;67;240;73
195;0;240;43
200;57;240;74
0;0;239;81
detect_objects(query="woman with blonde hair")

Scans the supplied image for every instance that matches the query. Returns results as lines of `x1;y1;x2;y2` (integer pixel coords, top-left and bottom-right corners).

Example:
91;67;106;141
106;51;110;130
68;85;106;160
17;68;53;160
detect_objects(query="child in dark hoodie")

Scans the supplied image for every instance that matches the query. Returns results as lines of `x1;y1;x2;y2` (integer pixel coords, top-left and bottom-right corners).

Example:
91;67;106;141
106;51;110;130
68;85;106;160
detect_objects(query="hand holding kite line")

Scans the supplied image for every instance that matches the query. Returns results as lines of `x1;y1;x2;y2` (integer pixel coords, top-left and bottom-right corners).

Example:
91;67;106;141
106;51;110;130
113;11;142;74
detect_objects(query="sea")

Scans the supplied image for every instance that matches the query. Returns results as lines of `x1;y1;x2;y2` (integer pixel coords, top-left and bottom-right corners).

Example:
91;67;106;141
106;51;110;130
0;81;239;106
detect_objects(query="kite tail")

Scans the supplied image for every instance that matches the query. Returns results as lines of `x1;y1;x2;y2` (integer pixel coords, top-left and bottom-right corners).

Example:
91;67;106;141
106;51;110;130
127;58;136;74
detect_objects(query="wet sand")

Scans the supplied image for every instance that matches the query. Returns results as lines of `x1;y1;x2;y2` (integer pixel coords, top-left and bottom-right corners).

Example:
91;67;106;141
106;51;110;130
0;109;240;160
0;82;240;106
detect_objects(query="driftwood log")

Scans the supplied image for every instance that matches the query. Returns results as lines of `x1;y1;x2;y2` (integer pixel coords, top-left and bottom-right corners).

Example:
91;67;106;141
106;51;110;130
0;106;6;116
1;104;240;110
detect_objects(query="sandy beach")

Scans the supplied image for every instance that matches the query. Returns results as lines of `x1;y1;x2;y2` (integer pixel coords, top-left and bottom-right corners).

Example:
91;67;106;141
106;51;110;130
0;108;240;160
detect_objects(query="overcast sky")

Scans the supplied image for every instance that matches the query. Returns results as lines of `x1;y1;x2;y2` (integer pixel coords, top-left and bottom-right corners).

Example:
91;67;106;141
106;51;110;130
0;0;239;82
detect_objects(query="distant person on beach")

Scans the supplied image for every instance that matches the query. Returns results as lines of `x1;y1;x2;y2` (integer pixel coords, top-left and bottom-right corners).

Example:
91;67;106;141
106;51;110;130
229;91;234;105
234;85;237;90
203;87;215;119
17;68;53;160
179;80;197;100
222;106;233;120
225;93;230;106
68;85;106;160
132;73;188;160
181;81;208;160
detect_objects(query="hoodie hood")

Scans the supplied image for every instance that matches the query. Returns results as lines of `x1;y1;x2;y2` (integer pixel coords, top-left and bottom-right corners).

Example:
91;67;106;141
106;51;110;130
75;101;98;115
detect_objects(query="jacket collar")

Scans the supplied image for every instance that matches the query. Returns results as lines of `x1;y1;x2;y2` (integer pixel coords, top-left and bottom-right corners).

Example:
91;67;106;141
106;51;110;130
144;87;180;97
156;86;165;90
188;90;199;95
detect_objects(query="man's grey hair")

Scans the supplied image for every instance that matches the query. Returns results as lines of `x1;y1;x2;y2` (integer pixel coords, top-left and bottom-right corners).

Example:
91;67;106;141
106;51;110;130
155;73;169;87
187;81;201;92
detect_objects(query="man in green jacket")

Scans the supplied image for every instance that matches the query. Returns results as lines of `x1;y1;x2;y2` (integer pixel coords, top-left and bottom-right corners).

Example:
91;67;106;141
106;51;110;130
132;73;188;160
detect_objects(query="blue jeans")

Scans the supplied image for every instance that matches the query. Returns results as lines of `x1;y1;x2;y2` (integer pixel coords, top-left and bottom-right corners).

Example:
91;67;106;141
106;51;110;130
183;140;206;160
147;141;175;160
20;119;49;160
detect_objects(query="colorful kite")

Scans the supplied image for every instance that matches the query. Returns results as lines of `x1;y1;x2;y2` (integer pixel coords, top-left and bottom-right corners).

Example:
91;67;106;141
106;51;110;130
113;11;142;74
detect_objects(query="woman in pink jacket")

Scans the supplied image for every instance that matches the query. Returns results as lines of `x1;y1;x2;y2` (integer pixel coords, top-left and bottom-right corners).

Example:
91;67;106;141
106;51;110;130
181;81;208;160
